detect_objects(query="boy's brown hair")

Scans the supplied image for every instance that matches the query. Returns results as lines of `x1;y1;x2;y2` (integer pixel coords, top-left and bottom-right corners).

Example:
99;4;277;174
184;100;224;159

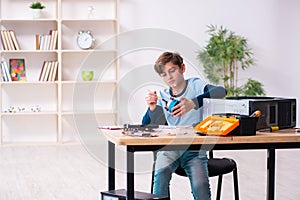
154;52;183;74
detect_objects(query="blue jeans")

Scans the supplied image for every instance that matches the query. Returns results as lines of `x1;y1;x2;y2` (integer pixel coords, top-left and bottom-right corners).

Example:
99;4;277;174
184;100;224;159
153;151;211;200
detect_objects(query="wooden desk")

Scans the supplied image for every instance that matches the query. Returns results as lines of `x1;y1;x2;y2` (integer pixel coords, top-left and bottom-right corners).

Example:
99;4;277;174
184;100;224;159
100;129;300;200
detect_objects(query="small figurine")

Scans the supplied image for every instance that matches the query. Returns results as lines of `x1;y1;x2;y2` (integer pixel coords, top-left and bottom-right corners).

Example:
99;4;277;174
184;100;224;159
87;5;95;19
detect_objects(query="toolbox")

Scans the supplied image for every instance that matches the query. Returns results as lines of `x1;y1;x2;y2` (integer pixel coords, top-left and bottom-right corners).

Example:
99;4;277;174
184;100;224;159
195;113;258;136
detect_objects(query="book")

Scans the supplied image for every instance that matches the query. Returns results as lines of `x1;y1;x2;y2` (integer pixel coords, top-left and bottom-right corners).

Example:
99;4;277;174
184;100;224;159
9;30;20;50
44;61;52;81
0;62;8;81
3;31;13;50
48;61;55;81
44;35;51;50
35;34;40;50
6;30;16;50
39;35;45;50
2;61;12;81
50;61;58;81
50;30;58;50
49;30;54;50
0;63;4;82
0;31;8;50
38;61;46;81
40;61;49;81
9;59;26;81
35;30;58;51
38;61;59;82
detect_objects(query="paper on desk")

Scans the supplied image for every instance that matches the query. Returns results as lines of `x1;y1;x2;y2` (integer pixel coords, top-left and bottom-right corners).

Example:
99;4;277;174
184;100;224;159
98;126;123;130
154;126;195;136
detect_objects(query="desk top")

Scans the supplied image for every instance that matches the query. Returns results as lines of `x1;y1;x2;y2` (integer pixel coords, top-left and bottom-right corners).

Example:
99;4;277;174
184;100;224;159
99;128;300;146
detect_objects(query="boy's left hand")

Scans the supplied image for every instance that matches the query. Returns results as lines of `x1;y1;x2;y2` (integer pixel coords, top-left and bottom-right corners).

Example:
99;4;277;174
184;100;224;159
171;97;196;117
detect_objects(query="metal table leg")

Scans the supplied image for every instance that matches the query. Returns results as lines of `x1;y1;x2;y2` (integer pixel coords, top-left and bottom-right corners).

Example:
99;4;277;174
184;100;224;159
127;146;134;200
267;148;275;200
108;141;115;191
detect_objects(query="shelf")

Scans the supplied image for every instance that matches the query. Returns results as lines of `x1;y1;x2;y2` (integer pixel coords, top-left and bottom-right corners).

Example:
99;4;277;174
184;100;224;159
61;81;116;84
62;110;117;116
1;111;57;116
0;0;119;144
61;49;117;53
1;50;58;53
0;19;58;23
0;81;58;85
61;19;117;23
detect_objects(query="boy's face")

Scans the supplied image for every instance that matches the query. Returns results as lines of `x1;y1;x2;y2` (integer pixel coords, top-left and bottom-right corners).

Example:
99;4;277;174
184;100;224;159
159;61;185;88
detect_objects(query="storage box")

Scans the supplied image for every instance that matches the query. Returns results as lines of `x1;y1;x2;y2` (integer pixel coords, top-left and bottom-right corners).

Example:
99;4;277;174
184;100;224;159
224;114;258;136
101;189;169;200
194;115;239;136
195;114;258;136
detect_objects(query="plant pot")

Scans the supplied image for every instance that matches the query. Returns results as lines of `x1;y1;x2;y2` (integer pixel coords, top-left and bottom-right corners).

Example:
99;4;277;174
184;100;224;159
31;9;42;19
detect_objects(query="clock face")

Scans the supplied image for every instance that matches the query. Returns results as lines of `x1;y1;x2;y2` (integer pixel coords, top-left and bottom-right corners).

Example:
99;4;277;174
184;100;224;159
77;31;95;49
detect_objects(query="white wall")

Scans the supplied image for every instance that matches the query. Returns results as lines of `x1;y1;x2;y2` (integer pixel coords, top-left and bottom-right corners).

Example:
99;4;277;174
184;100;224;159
118;0;300;126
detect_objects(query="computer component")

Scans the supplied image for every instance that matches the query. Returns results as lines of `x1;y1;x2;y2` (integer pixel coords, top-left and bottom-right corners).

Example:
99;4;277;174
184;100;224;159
203;97;296;130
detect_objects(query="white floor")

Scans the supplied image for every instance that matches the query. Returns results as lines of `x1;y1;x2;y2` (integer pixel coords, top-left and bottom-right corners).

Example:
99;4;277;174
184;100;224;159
0;144;300;200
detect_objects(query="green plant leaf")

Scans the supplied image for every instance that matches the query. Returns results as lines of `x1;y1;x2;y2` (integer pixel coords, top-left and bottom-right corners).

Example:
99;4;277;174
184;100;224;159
197;24;263;96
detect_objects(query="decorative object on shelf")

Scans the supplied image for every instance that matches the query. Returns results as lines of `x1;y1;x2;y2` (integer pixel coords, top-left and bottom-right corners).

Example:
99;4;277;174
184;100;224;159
77;31;95;50
4;106;26;113
198;24;265;96
31;105;42;112
81;70;94;81
29;1;45;19
87;5;95;19
9;59;26;81
4;105;42;113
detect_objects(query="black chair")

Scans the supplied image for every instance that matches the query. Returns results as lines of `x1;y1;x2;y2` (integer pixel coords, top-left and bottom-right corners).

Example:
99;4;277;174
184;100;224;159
151;151;239;200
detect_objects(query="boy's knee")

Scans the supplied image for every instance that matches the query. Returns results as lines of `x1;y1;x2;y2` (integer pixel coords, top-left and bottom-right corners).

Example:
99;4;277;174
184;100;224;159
154;166;173;179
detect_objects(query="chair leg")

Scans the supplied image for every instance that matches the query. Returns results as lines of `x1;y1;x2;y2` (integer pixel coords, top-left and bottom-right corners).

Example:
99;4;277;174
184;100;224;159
216;175;223;200
233;168;239;200
151;169;154;193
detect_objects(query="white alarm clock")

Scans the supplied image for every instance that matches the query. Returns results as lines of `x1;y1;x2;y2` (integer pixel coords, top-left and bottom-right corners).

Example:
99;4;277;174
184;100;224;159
77;31;95;49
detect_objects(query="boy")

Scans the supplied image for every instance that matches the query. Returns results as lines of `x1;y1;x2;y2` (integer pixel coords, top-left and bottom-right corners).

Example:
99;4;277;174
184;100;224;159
142;52;226;200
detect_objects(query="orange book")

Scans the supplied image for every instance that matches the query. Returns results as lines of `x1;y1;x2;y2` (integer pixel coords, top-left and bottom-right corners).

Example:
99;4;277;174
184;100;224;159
35;34;40;50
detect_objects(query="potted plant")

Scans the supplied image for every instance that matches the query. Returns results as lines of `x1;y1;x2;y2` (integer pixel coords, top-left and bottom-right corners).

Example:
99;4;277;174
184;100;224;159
198;24;265;96
29;2;45;19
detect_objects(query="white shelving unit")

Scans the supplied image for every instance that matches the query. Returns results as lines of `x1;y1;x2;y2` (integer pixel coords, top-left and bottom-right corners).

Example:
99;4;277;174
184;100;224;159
0;0;119;144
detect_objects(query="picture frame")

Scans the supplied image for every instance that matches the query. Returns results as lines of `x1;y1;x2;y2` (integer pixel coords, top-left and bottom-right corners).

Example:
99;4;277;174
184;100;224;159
9;58;26;81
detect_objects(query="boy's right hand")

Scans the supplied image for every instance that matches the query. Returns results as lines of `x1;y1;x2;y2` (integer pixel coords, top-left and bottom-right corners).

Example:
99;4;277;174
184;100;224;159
145;90;158;111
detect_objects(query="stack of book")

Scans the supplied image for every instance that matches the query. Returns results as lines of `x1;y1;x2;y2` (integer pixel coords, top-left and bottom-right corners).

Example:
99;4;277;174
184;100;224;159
39;61;58;82
36;30;58;50
0;30;20;50
0;61;12;82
